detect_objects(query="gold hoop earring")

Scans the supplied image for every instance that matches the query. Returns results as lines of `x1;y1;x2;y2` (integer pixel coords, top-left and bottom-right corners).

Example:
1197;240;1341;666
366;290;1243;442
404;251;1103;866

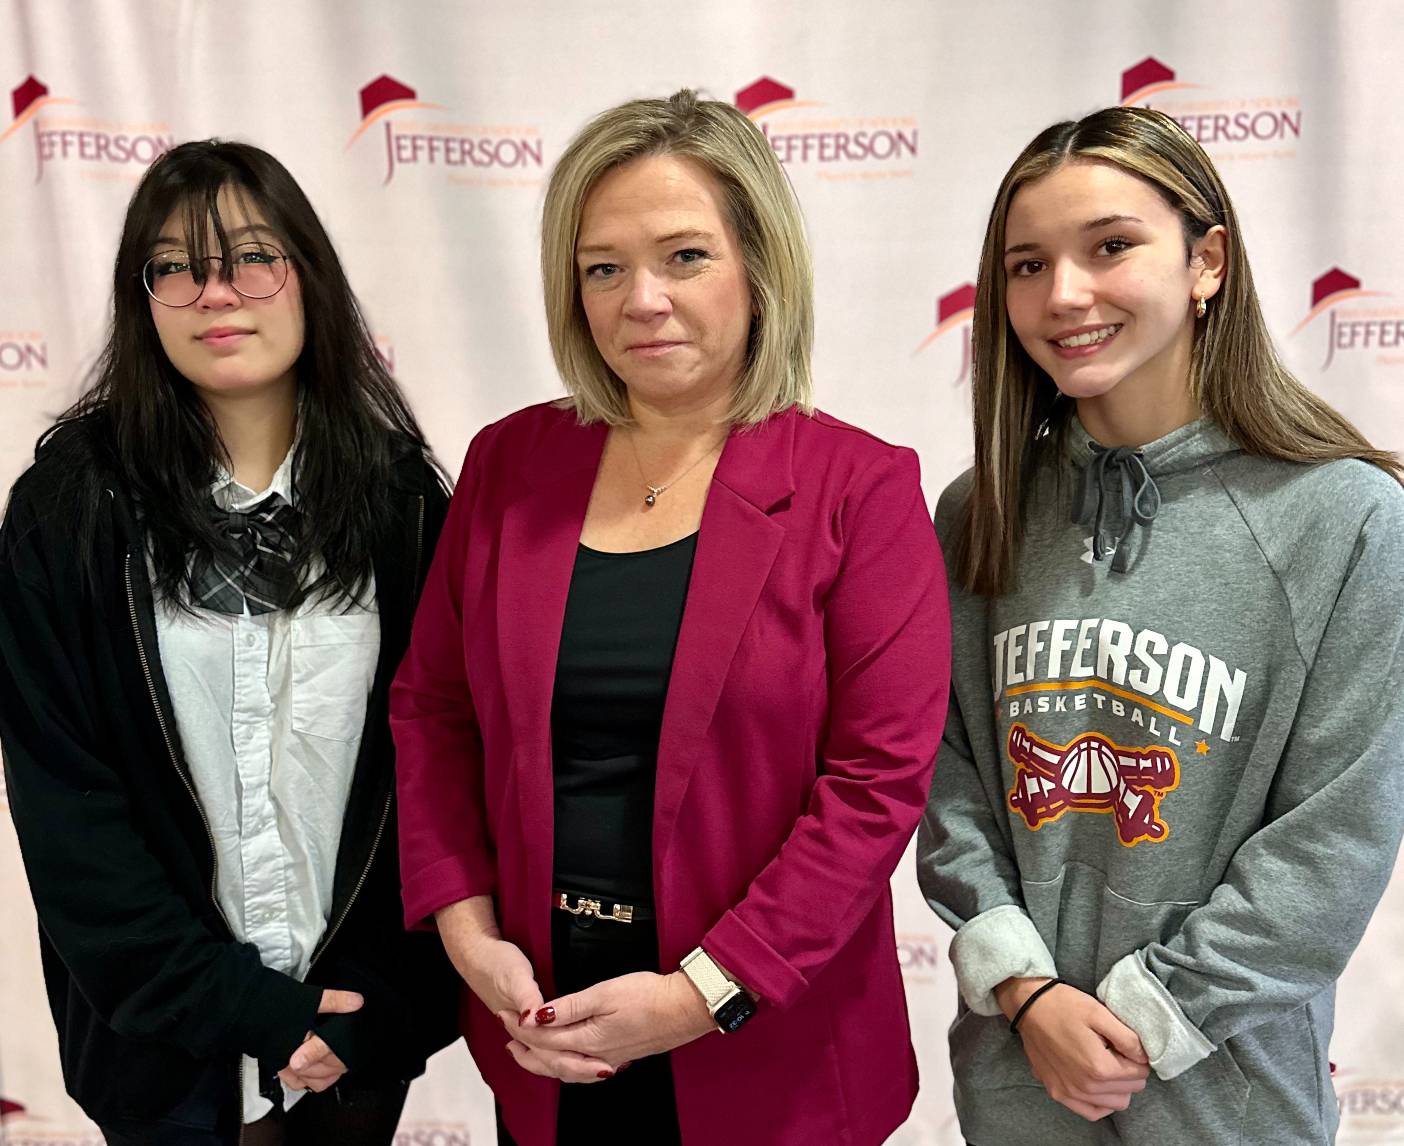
1195;294;1207;319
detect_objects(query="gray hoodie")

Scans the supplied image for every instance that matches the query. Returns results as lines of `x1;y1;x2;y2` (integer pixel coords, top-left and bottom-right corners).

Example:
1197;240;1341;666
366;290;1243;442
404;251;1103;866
917;416;1404;1145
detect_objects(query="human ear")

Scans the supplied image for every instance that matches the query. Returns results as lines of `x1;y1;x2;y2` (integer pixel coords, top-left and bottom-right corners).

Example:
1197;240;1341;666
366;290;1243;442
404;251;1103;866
1191;225;1228;302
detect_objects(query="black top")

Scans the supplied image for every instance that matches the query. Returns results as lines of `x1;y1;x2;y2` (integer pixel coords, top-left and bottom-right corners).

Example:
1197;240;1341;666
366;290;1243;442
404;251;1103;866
551;532;698;904
0;416;459;1123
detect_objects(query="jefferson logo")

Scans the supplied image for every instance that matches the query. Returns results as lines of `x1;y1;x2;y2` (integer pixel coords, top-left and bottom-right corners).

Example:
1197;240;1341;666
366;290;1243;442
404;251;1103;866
350;74;544;186
735;76;918;179
1291;268;1404;371
1120;57;1302;156
4;74;172;181
1334;1067;1404;1126
1006;724;1180;846
914;282;974;385
0;328;48;389
896;933;943;983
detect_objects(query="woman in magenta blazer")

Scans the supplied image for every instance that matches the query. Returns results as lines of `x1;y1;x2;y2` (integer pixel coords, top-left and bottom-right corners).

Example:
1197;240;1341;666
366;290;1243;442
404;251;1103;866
390;89;950;1146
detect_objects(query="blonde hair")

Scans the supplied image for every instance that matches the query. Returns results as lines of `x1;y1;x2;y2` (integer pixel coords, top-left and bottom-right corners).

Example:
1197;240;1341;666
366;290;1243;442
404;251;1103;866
956;105;1401;597
541;89;813;425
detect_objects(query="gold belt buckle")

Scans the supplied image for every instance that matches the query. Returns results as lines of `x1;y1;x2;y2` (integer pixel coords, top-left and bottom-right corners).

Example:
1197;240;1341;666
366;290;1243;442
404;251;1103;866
555;892;634;923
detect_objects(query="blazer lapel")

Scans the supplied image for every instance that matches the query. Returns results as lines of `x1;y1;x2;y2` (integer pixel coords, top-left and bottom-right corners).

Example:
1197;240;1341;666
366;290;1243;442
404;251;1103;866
653;410;797;875
495;413;607;959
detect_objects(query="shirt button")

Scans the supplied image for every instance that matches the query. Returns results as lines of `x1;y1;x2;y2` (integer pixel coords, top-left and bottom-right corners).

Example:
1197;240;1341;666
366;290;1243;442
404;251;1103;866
244;634;256;648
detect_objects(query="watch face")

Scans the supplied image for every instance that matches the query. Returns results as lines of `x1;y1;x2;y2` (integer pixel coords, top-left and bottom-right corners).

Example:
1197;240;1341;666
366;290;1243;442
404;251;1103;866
714;993;757;1033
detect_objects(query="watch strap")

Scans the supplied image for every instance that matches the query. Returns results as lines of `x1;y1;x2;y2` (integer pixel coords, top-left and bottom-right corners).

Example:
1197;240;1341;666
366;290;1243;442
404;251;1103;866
681;946;739;1011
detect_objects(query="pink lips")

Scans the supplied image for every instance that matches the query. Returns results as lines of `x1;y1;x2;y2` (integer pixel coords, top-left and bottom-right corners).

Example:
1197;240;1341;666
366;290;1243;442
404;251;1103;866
198;327;252;351
628;340;686;359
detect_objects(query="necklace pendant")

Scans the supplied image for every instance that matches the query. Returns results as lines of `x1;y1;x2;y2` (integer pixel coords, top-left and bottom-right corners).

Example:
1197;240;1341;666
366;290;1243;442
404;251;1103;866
644;493;656;507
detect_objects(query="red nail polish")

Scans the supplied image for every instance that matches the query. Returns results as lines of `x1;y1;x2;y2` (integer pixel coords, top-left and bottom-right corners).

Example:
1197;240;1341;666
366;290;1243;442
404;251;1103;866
519;1010;531;1025
597;1070;614;1079
535;1006;556;1025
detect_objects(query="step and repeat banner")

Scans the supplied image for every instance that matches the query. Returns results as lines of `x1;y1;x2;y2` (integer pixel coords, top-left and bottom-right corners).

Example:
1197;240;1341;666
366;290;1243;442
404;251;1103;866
3;1;1403;1142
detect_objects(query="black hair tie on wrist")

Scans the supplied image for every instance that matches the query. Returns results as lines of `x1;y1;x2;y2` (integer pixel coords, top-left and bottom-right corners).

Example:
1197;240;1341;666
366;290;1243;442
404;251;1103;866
1009;978;1068;1035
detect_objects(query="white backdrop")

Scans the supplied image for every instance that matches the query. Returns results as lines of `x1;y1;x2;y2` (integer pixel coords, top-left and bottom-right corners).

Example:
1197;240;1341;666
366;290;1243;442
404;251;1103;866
3;1;1404;1142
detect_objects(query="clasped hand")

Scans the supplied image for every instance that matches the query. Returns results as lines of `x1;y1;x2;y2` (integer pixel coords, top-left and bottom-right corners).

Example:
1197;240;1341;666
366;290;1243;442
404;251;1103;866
503;970;715;1083
438;900;713;1085
997;978;1150;1122
276;987;360;1093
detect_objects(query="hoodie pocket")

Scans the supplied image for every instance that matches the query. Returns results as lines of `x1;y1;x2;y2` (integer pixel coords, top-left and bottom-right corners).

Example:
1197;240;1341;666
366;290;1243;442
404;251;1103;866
1020;863;1201;986
1094;883;1200;983
1114;1043;1250;1145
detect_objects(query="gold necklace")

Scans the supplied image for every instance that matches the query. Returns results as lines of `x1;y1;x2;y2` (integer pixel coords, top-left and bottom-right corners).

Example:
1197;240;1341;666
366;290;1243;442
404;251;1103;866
626;429;726;508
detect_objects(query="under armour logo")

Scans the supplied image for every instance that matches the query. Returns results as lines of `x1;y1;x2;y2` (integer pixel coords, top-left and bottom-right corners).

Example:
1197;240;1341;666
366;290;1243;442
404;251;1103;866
1081;534;1117;565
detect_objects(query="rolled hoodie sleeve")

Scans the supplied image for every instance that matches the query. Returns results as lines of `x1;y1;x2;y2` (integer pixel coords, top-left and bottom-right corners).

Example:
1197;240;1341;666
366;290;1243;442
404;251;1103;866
1098;498;1404;1079
917;687;1057;1016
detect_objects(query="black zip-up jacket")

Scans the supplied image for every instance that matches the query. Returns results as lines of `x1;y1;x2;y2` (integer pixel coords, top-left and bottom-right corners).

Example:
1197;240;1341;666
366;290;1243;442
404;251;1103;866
0;416;460;1123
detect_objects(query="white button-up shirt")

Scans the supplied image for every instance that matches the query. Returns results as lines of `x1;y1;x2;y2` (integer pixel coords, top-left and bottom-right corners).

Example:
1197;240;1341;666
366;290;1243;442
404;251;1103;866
153;447;379;1121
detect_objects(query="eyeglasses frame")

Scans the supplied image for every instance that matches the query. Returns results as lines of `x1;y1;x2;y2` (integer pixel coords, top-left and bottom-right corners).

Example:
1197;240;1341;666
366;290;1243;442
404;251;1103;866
141;242;293;308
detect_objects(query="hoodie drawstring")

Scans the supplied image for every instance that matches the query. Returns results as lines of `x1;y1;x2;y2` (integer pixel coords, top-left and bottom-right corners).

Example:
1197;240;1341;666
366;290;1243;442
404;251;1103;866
1073;444;1162;573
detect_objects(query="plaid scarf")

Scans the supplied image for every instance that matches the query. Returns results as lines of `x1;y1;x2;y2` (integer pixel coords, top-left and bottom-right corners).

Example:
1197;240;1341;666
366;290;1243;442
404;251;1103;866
187;493;301;615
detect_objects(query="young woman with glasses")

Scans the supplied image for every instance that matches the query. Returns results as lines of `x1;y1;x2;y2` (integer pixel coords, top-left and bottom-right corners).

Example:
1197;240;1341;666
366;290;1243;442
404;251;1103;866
0;140;458;1145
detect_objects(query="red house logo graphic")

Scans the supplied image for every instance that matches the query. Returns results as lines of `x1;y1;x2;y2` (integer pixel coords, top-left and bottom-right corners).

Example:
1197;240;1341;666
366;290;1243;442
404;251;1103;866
1120;57;1197;106
734;76;820;120
349;73;443;146
915;282;976;356
2;74;75;143
361;75;416;120
12;75;46;119
1312;267;1362;309
736;76;793;116
1292;266;1384;335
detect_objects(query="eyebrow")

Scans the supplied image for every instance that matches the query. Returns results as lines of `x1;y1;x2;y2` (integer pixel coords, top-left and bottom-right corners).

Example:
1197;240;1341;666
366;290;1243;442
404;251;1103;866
150;223;279;249
576;228;717;257
1004;215;1146;257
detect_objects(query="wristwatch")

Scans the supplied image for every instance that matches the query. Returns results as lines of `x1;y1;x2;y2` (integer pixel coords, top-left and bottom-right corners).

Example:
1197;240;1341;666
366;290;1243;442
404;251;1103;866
680;947;757;1033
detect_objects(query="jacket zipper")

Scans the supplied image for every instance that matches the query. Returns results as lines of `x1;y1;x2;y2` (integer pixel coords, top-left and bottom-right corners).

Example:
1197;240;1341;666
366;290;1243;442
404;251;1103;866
124;550;231;933
125;550;247;1138
308;493;426;968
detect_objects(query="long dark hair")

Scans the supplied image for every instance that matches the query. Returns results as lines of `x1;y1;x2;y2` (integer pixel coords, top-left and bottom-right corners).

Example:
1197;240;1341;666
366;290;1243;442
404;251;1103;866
58;139;437;609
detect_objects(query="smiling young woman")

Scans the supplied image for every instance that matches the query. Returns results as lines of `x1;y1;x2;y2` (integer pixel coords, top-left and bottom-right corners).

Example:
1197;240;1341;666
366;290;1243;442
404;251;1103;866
917;106;1404;1146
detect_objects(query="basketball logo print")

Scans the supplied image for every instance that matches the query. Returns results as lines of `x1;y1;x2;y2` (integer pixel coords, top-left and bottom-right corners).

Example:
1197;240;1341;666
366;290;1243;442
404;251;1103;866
1006;723;1180;846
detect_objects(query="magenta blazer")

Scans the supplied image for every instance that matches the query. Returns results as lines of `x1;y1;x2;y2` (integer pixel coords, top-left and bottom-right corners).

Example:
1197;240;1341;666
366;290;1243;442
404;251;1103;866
391;402;950;1146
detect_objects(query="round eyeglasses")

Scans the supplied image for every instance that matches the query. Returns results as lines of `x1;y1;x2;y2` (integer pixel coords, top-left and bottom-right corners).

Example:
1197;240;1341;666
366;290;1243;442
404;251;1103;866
142;242;291;307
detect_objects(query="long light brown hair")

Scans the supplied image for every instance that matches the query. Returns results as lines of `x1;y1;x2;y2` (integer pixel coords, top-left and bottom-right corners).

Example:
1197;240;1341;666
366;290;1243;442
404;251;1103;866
953;105;1401;597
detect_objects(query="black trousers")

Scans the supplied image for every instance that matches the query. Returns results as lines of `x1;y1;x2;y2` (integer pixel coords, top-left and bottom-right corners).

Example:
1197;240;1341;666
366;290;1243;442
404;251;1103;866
97;1056;408;1146
498;909;683;1146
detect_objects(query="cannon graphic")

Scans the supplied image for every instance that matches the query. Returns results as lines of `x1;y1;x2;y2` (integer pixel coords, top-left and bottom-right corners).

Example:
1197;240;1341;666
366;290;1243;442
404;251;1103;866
1005;723;1180;846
